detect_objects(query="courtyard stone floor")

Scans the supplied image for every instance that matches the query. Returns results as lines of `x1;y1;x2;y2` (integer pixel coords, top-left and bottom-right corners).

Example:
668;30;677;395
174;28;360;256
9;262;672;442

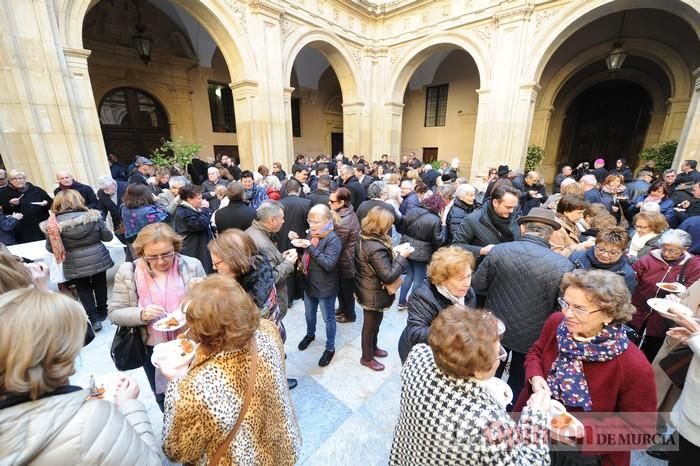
71;295;665;466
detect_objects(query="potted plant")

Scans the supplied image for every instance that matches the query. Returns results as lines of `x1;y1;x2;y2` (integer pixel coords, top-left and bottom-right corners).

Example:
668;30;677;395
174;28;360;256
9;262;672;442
526;145;545;173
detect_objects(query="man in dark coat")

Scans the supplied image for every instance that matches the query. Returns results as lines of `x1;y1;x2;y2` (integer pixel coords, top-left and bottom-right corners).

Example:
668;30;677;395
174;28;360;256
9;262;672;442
592;158;608;183
446;183;478;244
519;171;547;215
581;174;603;204
96;176;127;234
281;165;309;198
0;170;52;243
108;154;128;182
172;185;213;273
214;182;256;234
54;171;98;209
399;180;420;216
553;165;573;194
128;156;155;186
278;179;312;306
452;185;521;261
354;164;373;191
472;207;574;401
676;159;700;186
356;181;397;225
420;165;440;189
308;174;332;207
201;166;229;211
339;165;366;211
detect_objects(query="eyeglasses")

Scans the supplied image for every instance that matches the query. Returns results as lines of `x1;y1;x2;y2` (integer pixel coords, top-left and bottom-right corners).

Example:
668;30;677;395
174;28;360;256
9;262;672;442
329;198;341;204
9;176;25;180
661;247;683;255
143;251;176;263
212;258;226;269
558;297;603;318
596;247;622;256
496;345;508;363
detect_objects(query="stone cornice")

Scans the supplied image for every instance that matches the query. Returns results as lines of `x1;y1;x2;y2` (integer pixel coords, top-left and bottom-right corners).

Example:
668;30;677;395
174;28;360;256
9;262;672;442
249;0;284;19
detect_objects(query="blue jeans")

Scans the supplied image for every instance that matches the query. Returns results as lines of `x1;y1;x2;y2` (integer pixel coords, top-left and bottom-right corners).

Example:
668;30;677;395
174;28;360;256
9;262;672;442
304;295;337;351
398;260;427;306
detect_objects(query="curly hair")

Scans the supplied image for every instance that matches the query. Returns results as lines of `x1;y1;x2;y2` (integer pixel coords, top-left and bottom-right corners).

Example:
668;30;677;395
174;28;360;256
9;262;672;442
429;306;500;378
427;246;475;286
183;275;260;353
560;269;635;323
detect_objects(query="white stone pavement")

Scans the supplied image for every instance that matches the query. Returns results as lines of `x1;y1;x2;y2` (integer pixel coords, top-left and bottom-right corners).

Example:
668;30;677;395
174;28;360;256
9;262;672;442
71;293;665;466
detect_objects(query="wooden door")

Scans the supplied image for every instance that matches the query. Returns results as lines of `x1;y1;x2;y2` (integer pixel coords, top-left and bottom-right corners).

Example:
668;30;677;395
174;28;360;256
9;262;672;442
423;147;439;163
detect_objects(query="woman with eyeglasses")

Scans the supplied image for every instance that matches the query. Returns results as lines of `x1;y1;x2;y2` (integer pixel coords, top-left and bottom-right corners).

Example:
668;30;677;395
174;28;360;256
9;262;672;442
569;227;636;294
627;211;668;261
109;223;206;411
391;306;551;466
0;169;53;243
514;269;656;466
329;188;360;324
631;229;700;361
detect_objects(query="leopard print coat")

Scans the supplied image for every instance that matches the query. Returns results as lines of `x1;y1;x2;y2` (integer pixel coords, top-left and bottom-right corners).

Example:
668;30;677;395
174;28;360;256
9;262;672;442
162;320;301;465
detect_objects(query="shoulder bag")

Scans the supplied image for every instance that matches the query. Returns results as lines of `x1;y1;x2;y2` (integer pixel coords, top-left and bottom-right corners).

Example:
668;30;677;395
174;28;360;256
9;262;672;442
110;263;146;370
208;337;259;466
361;240;402;295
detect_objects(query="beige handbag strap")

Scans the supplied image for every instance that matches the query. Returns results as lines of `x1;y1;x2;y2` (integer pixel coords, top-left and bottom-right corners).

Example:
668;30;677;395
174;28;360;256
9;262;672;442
208;337;258;466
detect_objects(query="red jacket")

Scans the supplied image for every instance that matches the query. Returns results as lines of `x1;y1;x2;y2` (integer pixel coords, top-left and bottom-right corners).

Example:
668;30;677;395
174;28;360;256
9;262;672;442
631;250;700;336
514;313;656;466
267;187;281;201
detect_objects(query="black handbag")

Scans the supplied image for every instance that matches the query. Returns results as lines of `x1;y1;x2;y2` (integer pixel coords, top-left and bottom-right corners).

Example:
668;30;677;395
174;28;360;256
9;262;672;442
110;325;146;370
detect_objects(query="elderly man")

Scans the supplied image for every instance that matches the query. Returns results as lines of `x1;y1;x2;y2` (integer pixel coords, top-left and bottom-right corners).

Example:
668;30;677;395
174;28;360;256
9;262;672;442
339;165;366;210
453;185;520;260
0;170;52;243
356;181;397;225
399;179;419;216
95;175;127;232
446;183;478;243
676;159;700;186
201;166;229;211
420;164;439;189
214;182;256;234
553;165;573;194
580;174;602;204
54;171;98;209
520;171;547;215
592;158;608;183
127;156;155;186
472;207;574;400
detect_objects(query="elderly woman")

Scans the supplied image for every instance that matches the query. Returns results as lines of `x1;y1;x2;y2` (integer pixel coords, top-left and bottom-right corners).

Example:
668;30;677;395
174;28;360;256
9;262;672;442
550;194;593;257
628;211;668;260
514;269;656;466
266;175;282;201
398;246;477;363
161;275;301;465
355;207;411;371
599;174;628;224
330;187;361;324
120;183;168;243
40;190;114;331
172;184;214;273
294;204;342;367
0;169;53;243
570;227;636;293
110;223;206;410
208;229;284;340
396;194;447;310
391;307;551;465
445;183;478;243
627;180;676;225
631;229;700;361
0;288;161;465
157;175;188;215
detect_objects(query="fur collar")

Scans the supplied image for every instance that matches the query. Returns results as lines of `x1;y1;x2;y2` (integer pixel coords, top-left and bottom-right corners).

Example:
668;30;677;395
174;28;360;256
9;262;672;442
39;209;103;233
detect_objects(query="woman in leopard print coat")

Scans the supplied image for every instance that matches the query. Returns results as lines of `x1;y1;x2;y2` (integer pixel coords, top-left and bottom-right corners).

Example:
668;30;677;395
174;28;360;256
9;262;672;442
162;275;301;465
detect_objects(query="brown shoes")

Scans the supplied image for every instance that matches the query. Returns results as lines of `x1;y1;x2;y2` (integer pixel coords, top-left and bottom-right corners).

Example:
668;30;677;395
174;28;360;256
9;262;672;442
360;358;385;371
374;348;388;358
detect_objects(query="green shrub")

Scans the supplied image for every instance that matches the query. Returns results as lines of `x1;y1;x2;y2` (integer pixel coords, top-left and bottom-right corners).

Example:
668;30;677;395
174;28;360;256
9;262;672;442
526;145;545;173
150;137;201;176
639;140;678;172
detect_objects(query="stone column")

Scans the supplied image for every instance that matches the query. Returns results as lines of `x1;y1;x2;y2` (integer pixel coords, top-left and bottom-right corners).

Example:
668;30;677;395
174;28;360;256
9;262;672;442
283;86;295;168
342;102;366;156
230;80;264;169
469;88;492;184
673;68;700;167
382;101;405;159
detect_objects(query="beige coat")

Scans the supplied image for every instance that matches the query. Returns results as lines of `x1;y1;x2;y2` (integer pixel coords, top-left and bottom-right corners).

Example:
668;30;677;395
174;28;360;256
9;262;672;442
549;214;586;257
162;320;301;466
109;254;206;342
0;390;161;465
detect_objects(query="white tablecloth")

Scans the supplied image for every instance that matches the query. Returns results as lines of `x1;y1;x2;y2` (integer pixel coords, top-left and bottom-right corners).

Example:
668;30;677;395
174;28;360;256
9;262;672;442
8;237;126;268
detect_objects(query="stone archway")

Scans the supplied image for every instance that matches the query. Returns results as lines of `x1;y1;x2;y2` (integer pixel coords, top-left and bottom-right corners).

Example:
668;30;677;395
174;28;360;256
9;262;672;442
386;31;488;179
283;29;363;158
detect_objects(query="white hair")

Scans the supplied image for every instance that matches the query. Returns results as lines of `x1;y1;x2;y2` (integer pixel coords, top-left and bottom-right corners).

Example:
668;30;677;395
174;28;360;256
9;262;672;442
580;175;597;186
640;203;661;214
659;229;692;249
560;178;577;189
96;175;116;190
265;175;281;190
400;179;415;188
169;176;188;188
207;167;219;175
454;183;476;198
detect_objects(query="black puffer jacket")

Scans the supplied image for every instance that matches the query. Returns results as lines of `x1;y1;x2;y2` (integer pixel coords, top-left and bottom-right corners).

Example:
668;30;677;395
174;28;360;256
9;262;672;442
452;205;520;260
472;234;574;353
398;282;477;363
354;235;408;311
334;206;360;278
41;209;114;280
397;206;445;263
446;198;478;244
304;231;342;298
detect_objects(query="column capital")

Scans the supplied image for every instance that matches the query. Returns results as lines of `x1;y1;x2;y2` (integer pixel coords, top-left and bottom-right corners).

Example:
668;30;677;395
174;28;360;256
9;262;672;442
230;79;259;99
63;47;91;60
342;102;365;111
384;101;405;109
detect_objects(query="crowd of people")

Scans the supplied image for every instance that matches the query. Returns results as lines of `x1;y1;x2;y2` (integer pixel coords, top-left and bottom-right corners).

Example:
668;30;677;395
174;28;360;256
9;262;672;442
1;151;700;465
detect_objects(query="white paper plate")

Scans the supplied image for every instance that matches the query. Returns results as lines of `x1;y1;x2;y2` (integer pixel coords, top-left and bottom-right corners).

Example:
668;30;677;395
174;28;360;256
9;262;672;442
549;409;584;437
153;314;186;332
291;238;311;248
656;282;687;294
151;339;197;370
82;372;122;402
647;298;693;319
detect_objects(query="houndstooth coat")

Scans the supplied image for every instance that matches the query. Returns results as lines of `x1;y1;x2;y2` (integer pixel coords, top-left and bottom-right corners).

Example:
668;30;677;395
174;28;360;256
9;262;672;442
390;344;550;466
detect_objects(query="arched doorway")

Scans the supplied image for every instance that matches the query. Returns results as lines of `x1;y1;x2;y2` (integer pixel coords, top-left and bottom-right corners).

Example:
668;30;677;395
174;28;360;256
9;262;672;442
98;87;170;164
557;80;651;168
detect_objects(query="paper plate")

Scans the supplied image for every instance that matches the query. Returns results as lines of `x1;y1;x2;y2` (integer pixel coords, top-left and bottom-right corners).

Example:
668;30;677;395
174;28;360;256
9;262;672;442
153;314;186;332
83;372;122;402
656;282;687;294
647;298;693;319
291;239;311;248
151;338;197;370
549;410;584;437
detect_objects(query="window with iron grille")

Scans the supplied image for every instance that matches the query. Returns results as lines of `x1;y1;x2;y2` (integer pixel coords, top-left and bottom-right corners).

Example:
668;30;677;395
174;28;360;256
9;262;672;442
291;97;301;137
424;84;448;127
208;82;236;133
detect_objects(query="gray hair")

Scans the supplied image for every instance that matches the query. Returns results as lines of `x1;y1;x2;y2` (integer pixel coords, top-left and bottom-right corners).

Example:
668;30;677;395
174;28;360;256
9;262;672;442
658;229;692;249
256;200;284;222
437;184;455;199
169;176;188;189
265;175;281;190
400;179;414;189
207;167;219;175
367;181;384;199
523;222;555;241
454;183;476;198
96;175;116;190
309;203;331;220
580;174;597;186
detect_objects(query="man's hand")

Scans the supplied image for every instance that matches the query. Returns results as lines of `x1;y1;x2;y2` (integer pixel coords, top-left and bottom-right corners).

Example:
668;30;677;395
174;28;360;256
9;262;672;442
11;212;23;220
479;244;495;256
9;197;20;206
